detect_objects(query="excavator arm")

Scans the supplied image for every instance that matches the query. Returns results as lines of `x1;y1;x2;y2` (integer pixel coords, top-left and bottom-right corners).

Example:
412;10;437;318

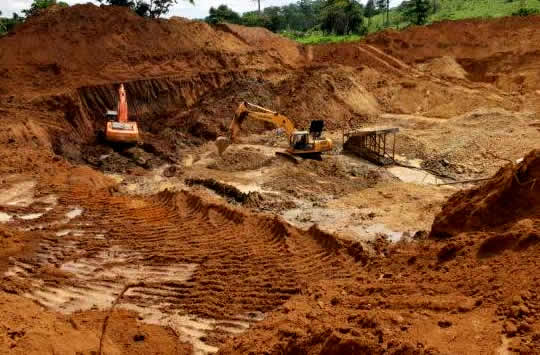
230;101;295;142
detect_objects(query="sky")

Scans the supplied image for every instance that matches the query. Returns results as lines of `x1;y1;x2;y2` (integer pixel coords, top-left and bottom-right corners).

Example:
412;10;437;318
1;0;403;20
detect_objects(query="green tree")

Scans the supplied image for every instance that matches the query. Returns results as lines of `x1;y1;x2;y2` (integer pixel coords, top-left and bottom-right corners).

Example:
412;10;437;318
22;0;69;18
375;0;389;25
241;11;270;28
262;6;284;31
431;0;439;13
147;0;186;18
97;0;192;18
320;0;365;35
205;5;241;24
1;11;24;36
403;0;431;25
364;0;376;26
0;11;4;35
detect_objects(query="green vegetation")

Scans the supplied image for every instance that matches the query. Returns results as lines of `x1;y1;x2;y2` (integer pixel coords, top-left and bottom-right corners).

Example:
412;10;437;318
0;12;24;37
366;0;540;33
22;0;68;18
282;31;362;44
204;0;540;44
1;0;69;36
403;0;431;25
205;0;367;35
96;0;192;18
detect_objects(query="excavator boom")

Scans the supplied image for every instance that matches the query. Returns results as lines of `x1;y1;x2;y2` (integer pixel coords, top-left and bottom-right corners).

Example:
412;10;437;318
230;102;295;141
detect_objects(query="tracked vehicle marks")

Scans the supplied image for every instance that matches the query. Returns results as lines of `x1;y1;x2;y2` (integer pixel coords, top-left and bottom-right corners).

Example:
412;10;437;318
4;189;358;353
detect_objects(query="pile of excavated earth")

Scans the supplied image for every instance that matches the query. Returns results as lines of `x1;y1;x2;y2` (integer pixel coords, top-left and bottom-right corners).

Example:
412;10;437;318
0;4;538;354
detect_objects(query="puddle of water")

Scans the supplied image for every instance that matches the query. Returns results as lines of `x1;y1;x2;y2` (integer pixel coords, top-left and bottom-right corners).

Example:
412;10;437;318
65;208;83;219
55;229;87;237
388;166;440;185
363;223;404;242
0;181;37;207
0;212;13;223
123;304;250;355
19;213;44;220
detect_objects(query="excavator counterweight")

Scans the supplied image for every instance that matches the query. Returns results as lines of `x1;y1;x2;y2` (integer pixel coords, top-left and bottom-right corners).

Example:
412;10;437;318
104;84;140;144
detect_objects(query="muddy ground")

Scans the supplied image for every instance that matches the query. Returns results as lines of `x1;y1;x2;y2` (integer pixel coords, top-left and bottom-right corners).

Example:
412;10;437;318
0;5;539;355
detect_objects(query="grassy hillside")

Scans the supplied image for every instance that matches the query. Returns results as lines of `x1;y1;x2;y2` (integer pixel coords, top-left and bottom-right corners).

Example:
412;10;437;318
368;0;540;32
292;0;540;44
285;33;363;45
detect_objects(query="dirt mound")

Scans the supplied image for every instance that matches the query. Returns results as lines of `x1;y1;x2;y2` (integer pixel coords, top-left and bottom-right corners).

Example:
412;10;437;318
0;4;302;95
431;149;540;238
366;16;540;64
366;16;540;92
263;156;388;201
0;293;189;354
220;222;540;354
207;147;275;171
417;56;467;79
1;7;534;169
218;286;426;355
0;4;304;159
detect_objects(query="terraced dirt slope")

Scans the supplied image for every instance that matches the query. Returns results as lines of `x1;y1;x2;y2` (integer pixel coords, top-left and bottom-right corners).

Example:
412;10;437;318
366;16;540;91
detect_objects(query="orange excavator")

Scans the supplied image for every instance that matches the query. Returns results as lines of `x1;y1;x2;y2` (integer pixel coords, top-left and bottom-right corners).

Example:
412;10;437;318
104;84;140;144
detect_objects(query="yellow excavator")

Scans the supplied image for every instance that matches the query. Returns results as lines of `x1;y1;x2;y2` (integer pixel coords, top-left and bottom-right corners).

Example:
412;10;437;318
216;101;333;161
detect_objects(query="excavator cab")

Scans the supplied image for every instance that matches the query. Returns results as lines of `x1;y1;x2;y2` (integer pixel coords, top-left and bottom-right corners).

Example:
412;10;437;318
290;131;311;150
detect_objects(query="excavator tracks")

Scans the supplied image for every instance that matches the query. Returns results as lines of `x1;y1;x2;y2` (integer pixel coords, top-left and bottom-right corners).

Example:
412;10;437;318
3;183;359;353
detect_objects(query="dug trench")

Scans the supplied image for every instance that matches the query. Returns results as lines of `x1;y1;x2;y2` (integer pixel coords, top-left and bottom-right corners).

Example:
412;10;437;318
1;4;540;354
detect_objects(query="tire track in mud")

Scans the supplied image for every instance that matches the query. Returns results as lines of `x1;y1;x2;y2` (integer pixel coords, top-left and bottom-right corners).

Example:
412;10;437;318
3;183;360;353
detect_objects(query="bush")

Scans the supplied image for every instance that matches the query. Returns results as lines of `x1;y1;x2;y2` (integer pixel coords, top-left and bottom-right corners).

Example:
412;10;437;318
512;8;539;16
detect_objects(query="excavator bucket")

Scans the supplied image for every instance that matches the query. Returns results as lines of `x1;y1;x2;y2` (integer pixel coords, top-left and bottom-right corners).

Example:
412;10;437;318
216;110;243;155
215;136;231;155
